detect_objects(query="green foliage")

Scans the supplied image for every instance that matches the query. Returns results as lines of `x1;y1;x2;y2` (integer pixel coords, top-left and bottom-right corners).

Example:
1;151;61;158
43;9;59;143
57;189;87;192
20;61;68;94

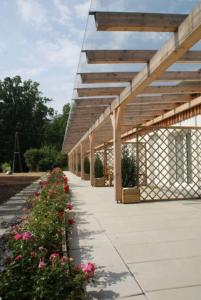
24;149;45;171
43;104;70;151
24;146;67;172
0;168;88;300
0;76;53;168
0;76;70;170
1;162;11;173
94;155;104;178
84;157;90;174
121;147;137;187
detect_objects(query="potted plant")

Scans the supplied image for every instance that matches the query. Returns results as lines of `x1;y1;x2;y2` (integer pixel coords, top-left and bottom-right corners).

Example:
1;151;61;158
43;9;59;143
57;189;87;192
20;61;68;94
94;155;105;187
83;156;90;180
121;147;140;203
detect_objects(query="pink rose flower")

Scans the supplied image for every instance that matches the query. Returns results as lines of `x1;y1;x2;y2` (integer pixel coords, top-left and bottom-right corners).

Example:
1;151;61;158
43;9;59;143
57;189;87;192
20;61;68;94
38;260;46;269
66;203;73;210
34;191;40;197
63;185;69;193
15;233;22;240
15;255;22;261
82;262;96;273
49;252;60;261
68;218;75;225
22;231;33;240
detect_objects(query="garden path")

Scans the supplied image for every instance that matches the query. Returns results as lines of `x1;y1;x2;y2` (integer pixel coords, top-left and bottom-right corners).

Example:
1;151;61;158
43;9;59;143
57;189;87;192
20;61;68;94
67;171;201;300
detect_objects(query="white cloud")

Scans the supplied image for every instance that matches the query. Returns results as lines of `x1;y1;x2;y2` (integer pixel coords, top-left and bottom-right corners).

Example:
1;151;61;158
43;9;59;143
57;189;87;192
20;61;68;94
36;38;80;69
53;0;71;24
16;0;47;25
74;0;90;19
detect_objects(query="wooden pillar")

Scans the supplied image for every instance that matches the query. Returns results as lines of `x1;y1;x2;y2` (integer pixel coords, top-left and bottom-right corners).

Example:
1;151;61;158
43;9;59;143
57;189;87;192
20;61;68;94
75;148;79;175
73;151;76;174
80;142;85;180
103;143;107;177
111;106;124;203
89;132;95;186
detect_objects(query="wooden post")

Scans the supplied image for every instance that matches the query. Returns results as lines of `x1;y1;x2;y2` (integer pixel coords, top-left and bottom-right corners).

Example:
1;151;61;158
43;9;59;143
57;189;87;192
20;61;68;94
103;143;107;182
111;106;124;203
76;148;79;175
74;151;76;174
80;142;85;180
89;132;95;186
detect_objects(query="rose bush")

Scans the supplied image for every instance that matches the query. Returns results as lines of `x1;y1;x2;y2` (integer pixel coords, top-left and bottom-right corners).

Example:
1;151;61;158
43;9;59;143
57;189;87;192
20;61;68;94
0;168;95;300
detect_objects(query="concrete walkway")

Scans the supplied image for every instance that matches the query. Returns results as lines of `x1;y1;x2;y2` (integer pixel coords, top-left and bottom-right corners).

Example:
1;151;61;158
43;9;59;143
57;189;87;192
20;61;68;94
68;172;201;300
0;181;39;238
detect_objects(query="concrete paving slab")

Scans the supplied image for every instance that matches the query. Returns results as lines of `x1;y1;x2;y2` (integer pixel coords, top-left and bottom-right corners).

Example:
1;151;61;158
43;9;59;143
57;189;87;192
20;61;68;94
116;239;201;264
87;265;143;299
129;256;201;291
66;172;201;299
147;285;201;300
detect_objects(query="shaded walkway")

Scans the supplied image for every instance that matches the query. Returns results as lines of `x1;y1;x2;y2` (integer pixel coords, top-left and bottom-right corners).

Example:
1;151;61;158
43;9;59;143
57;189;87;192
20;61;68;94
67;172;201;300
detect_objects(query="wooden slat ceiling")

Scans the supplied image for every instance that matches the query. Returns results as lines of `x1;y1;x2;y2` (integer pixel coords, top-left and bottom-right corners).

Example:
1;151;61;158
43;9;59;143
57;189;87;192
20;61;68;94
63;5;201;153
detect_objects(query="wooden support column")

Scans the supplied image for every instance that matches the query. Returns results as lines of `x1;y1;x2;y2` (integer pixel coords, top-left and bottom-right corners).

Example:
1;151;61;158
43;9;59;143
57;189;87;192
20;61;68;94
103;143;107;179
89;132;95;186
111;106;124;203
80;142;85;179
68;153;71;172
76;149;79;175
72;152;75;173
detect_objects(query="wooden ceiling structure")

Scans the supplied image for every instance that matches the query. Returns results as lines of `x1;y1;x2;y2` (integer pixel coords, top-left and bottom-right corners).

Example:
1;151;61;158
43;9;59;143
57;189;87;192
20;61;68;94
63;4;201;202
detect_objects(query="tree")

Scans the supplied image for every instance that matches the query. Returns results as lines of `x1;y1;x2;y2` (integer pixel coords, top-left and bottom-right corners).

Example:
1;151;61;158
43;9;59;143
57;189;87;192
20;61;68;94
0;76;53;169
43;104;70;151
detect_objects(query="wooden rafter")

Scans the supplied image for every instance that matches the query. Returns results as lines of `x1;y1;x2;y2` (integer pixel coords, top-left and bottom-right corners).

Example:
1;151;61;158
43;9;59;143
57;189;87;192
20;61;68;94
92;12;187;32
77;86;124;97
84;50;201;64
80;71;201;84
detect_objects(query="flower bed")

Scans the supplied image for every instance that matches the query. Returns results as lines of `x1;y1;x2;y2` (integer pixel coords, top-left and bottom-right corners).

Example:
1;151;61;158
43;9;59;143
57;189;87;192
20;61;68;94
0;168;95;300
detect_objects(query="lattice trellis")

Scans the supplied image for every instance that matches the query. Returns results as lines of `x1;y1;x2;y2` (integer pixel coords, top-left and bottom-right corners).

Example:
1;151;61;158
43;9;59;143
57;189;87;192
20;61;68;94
136;126;201;201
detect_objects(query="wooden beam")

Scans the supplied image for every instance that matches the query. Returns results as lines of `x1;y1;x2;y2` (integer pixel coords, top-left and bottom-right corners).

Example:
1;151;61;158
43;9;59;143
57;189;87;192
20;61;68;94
74;97;115;105
130;94;196;104
144;82;201;94
111;106;124;203
80;72;137;83
93;12;187;32
89;132;95;186
84;50;201;64
77;87;124;97
80;71;201;84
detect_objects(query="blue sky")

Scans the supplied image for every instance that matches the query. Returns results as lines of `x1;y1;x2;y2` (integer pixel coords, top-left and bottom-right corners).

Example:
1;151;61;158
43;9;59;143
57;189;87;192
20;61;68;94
0;0;90;112
0;0;200;112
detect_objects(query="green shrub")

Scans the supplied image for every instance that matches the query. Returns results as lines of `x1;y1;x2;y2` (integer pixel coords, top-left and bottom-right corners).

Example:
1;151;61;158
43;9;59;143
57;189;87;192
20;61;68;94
94;155;104;178
1;162;11;173
24;149;45;171
121;147;137;187
37;157;54;171
24;147;66;171
84;157;90;174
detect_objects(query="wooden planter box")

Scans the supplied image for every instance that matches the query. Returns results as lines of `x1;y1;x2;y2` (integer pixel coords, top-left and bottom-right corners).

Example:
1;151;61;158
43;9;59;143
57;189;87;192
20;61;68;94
122;187;140;204
94;177;105;187
83;173;90;180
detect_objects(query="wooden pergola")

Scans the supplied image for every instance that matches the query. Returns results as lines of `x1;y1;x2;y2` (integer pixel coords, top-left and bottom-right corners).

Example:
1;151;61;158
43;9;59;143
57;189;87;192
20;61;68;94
63;4;201;203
